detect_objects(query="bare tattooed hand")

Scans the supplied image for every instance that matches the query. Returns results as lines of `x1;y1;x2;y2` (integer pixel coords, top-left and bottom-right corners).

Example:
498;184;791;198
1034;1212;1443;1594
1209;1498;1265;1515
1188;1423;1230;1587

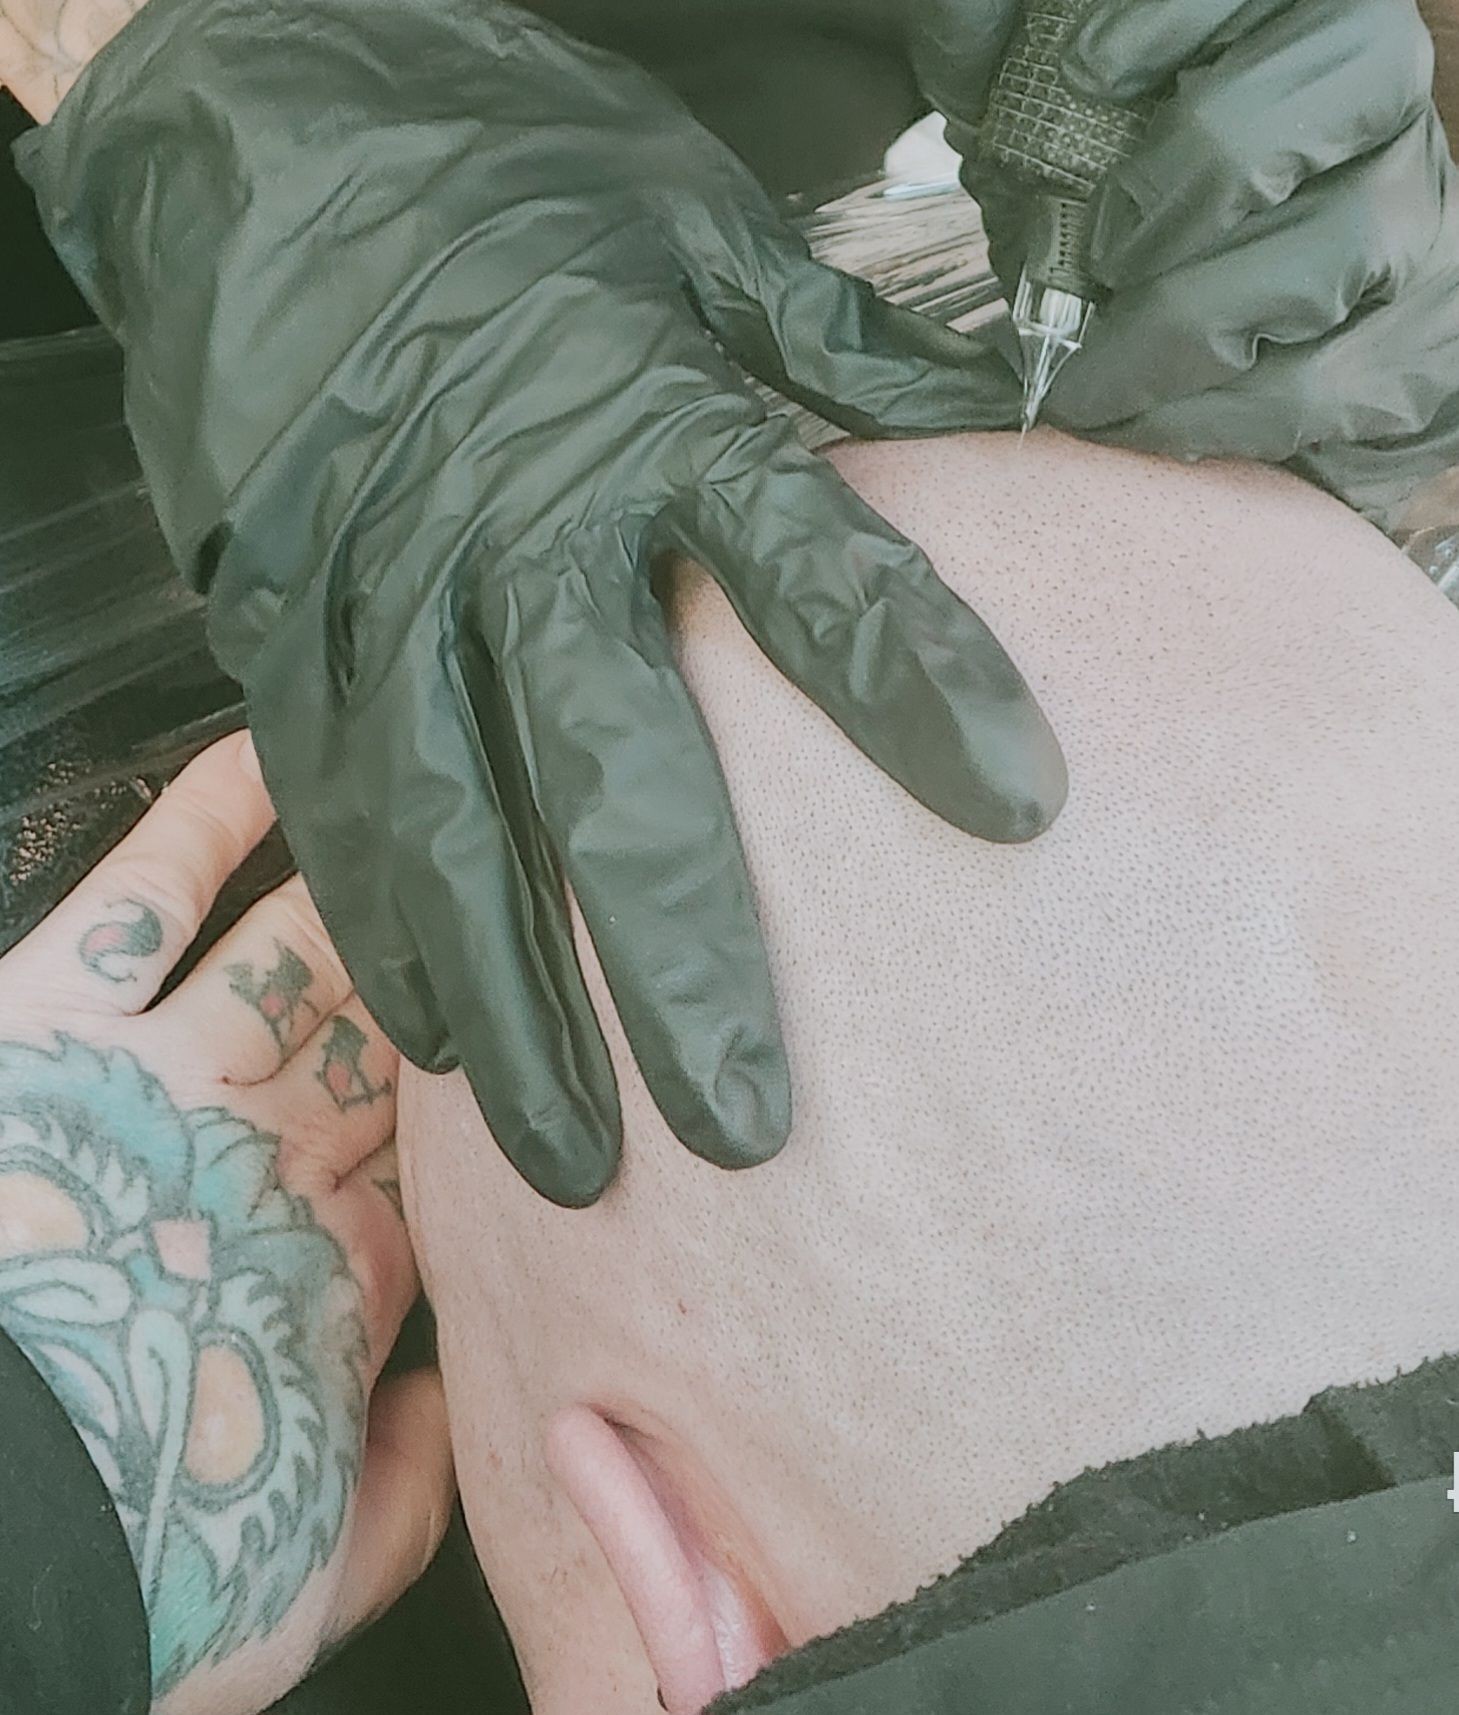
0;734;453;1715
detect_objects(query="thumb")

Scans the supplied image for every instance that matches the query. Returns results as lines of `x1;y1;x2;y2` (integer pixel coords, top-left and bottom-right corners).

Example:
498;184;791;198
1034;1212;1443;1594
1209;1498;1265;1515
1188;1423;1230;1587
325;1369;457;1647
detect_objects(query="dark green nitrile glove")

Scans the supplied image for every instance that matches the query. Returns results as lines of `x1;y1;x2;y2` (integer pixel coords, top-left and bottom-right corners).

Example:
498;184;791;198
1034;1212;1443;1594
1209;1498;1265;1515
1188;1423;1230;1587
913;0;1459;530
16;0;1066;1208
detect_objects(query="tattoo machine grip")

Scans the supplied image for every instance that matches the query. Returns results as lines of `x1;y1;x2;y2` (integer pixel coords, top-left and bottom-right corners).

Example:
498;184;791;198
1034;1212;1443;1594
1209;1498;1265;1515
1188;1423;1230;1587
977;0;1158;428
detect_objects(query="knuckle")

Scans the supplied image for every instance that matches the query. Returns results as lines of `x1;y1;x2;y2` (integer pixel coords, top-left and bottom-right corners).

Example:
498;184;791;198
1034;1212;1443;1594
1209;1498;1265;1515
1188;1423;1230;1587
161;771;253;849
266;880;339;978
273;1121;337;1197
1174;95;1300;217
1173;87;1247;184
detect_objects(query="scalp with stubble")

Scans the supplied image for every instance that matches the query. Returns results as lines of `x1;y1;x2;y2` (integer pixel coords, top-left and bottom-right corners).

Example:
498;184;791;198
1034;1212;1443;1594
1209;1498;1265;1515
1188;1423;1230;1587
400;431;1459;1709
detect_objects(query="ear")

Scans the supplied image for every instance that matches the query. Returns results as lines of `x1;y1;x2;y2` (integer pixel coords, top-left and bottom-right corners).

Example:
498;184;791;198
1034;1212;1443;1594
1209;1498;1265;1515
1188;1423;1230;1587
545;1406;788;1714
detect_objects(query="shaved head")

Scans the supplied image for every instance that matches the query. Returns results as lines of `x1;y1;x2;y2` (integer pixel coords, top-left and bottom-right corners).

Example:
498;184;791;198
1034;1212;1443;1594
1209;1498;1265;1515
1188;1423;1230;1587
400;432;1459;1711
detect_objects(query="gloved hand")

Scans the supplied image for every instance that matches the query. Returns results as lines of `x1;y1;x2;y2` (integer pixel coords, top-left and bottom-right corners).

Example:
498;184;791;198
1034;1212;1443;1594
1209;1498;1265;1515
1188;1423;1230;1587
16;0;1066;1208
911;0;1459;528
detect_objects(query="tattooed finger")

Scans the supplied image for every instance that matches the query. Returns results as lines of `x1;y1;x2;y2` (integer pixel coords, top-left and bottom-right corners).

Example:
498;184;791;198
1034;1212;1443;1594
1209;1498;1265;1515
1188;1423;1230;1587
77;897;166;985
150;875;353;1082
315;1016;396;1116
0;734;274;1016
264;997;400;1195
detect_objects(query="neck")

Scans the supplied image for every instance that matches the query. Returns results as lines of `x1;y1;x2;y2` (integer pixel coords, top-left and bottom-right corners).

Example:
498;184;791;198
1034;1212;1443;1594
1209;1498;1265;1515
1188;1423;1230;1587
1;0;150;122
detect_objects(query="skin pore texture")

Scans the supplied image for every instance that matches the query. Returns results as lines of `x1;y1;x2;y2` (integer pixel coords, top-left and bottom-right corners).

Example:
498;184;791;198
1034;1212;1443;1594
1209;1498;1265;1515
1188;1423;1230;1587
400;431;1459;1713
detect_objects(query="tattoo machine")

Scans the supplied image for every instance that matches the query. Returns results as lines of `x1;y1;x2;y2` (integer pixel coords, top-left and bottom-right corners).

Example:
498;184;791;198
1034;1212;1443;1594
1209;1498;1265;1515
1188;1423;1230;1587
978;0;1158;434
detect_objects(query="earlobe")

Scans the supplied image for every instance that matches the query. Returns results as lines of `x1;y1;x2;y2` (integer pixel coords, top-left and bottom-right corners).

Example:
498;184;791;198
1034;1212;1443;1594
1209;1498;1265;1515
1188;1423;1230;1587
544;1406;787;1714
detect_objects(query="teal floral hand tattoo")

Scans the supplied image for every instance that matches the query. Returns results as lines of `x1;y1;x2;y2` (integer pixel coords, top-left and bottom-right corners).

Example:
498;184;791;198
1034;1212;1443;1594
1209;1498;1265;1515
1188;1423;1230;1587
0;1036;366;1695
77;900;164;984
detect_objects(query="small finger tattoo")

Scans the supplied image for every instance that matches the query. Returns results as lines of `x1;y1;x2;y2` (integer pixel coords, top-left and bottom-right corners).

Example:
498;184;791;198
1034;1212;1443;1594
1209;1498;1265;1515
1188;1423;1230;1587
227;943;319;1054
78;899;164;983
316;1016;393;1112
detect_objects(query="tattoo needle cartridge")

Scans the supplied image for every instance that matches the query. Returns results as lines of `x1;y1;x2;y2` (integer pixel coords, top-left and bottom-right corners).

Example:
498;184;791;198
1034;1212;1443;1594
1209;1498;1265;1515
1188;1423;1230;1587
978;0;1157;434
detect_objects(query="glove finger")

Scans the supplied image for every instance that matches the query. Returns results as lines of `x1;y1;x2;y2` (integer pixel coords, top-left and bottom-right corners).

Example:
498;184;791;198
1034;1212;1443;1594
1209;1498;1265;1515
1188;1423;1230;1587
664;415;1068;845
247;575;623;1208
674;212;1026;435
1086;0;1436;284
1067;0;1428;104
243;582;451;1073
954;160;1037;296
1050;119;1446;431
1083;243;1459;471
477;525;790;1172
402;612;626;1208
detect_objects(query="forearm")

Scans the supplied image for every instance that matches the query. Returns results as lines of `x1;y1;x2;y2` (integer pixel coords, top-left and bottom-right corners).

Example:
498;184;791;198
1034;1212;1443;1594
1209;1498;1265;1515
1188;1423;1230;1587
0;0;148;122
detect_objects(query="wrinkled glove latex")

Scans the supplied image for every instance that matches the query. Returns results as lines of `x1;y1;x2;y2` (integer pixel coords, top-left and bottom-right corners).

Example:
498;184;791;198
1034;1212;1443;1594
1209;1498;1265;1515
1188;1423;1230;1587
912;0;1459;529
16;0;1066;1207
